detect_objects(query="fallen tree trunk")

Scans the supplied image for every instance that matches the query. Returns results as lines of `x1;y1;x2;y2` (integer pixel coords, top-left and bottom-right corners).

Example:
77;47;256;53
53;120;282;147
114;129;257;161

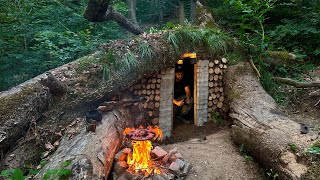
35;108;134;179
224;62;318;179
272;77;320;88
0;32;177;169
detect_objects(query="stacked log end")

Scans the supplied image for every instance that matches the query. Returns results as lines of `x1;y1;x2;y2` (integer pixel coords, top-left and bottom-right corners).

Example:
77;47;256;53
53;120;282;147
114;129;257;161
128;72;161;125
208;58;229;120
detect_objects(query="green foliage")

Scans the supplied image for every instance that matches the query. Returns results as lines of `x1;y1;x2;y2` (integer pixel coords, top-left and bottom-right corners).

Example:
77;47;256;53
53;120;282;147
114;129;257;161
307;140;320;155
266;168;279;180
239;144;253;162
139;42;155;62
289;143;297;153
0;0;126;91
211;112;224;124
43;160;72;180
225;0;277;51
166;26;234;56
0;168;24;180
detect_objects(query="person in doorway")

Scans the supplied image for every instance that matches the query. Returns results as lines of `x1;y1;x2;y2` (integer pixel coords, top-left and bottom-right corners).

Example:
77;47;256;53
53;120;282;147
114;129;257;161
173;67;193;123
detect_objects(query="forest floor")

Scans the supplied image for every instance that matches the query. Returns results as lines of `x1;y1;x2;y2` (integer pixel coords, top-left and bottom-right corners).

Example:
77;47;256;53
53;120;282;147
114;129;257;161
161;123;265;180
159;68;320;180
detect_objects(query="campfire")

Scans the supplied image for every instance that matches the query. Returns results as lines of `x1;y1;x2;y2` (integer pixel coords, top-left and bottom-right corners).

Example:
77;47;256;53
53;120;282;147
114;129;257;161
112;126;191;180
123;125;163;175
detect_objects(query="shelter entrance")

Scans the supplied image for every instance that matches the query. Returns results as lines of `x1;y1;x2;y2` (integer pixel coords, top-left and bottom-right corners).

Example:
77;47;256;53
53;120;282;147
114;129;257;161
173;53;196;125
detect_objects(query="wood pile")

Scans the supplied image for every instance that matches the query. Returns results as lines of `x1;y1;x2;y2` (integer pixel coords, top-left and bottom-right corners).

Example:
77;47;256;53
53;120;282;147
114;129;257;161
129;72;161;125
207;58;229;120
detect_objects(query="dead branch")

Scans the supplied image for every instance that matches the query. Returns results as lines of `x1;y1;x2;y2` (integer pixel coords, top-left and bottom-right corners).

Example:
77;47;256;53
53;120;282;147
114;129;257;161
272;77;320;88
248;59;261;78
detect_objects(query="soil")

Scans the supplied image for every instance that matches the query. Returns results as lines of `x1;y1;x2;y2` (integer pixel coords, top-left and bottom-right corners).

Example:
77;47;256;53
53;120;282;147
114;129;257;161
155;68;320;180
158;121;265;180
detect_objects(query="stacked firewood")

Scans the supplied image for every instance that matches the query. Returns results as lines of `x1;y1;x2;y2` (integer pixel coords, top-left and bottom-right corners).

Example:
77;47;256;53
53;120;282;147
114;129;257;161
129;72;161;125
207;58;228;120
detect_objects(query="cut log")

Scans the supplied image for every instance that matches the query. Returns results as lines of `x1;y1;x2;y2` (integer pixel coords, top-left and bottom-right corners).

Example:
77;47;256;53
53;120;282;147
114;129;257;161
35;109;133;179
154;102;160;108
217;102;223;108
214;59;219;64
149;95;154;101
152;118;159;125
214;75;219;81
148;111;153;117
155;95;160;101
214;67;221;74
209;75;214;81
209;62;214;67
224;62;317;179
152;78;157;84
221;58;227;64
209;68;214;74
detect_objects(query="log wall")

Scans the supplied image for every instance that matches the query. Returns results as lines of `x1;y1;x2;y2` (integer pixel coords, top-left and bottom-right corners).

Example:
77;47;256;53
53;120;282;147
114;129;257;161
126;71;162;127
207;58;229;121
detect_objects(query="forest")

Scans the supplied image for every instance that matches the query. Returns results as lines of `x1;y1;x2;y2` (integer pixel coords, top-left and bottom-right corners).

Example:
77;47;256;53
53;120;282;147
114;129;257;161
0;0;320;179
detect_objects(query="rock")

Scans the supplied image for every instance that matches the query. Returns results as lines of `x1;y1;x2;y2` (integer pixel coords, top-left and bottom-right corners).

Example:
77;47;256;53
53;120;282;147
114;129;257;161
114;161;128;175
116;171;132;180
115;148;131;161
175;153;183;159
175;159;186;169
162;148;177;164
151;174;167;180
151;146;168;158
169;161;180;174
131;174;144;180
180;161;192;177
163;173;175;180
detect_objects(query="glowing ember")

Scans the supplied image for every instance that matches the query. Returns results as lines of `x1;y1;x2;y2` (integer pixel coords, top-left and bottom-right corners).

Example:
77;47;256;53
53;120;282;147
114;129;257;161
123;126;163;175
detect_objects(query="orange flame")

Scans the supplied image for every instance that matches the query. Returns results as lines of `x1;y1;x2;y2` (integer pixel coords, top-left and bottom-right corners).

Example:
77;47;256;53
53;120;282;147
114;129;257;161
123;126;163;175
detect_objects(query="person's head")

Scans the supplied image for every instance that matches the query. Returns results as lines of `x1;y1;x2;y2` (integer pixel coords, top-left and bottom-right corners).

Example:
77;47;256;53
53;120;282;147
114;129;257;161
175;71;184;82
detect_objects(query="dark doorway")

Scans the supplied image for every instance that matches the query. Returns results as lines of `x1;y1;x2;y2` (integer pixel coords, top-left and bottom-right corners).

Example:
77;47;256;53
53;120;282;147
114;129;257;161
173;54;196;125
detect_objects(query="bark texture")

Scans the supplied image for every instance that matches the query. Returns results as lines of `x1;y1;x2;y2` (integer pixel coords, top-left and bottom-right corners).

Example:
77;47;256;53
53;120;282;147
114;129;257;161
35;108;134;179
0;79;51;159
84;0;143;35
224;62;318;179
0;32;177;169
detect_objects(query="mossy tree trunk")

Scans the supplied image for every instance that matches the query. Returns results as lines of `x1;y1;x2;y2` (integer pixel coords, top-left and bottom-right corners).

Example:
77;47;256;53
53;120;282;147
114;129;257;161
0;32;177;169
224;62;317;179
35;108;133;179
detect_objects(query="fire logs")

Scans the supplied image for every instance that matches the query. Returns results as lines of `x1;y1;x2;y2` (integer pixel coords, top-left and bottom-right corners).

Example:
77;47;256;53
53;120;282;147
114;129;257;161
208;58;229;120
129;72;161;125
112;146;191;180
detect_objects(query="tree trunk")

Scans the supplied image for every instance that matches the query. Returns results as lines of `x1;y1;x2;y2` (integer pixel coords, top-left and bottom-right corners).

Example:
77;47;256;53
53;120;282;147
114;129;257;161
35;108;134;179
84;0;143;35
127;0;138;25
190;0;196;23
224;62;317;179
178;1;185;24
0;32;177;169
0;80;51;160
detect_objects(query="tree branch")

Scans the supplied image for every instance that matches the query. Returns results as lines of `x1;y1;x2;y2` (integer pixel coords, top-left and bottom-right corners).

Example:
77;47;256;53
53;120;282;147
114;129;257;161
84;0;143;35
272;77;320;88
104;6;143;35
